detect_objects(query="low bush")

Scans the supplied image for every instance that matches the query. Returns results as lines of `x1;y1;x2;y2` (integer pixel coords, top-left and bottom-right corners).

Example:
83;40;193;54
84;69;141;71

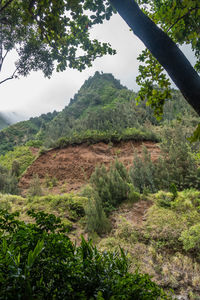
38;146;48;155
28;193;87;222
26;139;43;148
115;217;138;244
180;224;200;253
144;190;200;253
171;189;200;212
155;191;174;208
0;209;171;299
0;194;26;212
144;205;187;249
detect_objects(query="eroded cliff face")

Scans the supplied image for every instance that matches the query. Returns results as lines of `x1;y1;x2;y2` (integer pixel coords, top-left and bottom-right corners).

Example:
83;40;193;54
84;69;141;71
19;140;160;195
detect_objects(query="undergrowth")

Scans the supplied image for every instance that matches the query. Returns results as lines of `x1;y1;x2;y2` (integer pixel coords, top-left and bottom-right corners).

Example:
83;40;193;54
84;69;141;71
98;189;200;298
0;209;171;299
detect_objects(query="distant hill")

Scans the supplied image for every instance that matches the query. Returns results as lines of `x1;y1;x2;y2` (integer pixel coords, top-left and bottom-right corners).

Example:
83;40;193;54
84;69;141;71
0;71;198;156
42;71;198;146
0;111;58;155
42;71;139;143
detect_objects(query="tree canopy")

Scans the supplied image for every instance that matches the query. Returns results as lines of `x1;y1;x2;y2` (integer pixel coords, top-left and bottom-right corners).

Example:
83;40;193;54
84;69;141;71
0;0;114;83
0;0;200;118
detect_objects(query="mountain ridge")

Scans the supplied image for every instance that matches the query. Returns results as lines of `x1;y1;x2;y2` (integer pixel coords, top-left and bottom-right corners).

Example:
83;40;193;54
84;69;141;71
0;71;198;156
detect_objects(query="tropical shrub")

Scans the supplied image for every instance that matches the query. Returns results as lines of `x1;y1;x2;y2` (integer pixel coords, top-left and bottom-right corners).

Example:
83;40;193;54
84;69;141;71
44;174;58;188
11;160;20;177
180;224;200;254
144;190;200;252
144;205;187;249
26;139;43;147
0;209;171;299
27;193;87;223
171;189;200;212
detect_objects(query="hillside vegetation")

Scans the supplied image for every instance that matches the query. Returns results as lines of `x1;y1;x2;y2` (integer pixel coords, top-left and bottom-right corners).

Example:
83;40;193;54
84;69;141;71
0;72;200;299
0;72;199;156
1;188;200;298
0;111;57;155
42;72;199;148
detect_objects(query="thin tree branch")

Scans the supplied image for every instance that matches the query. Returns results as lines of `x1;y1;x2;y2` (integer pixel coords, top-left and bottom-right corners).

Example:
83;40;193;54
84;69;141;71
0;50;8;72
2;49;8;63
0;67;18;85
0;0;15;13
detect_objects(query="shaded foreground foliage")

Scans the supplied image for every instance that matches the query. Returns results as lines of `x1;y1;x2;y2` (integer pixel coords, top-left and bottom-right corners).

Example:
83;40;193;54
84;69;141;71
0;210;171;299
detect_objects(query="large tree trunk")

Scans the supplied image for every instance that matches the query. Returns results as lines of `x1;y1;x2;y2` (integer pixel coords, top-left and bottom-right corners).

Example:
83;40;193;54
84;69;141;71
110;0;200;116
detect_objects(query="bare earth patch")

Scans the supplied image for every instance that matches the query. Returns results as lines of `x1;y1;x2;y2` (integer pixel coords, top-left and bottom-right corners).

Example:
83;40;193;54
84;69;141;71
19;140;160;195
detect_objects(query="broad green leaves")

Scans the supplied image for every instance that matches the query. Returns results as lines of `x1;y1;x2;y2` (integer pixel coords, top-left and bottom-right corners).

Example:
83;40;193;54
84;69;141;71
0;209;171;299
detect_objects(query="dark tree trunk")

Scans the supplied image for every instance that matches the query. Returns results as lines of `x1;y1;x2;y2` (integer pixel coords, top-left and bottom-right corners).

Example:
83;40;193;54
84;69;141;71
110;0;200;116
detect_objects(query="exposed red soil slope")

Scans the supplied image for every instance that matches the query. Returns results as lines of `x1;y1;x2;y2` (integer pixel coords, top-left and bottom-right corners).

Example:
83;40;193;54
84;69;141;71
19;141;161;195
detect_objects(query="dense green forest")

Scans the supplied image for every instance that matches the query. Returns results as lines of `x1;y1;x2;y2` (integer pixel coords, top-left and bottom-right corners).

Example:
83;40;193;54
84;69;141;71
39;72;199;148
0;111;58;155
0;72;200;299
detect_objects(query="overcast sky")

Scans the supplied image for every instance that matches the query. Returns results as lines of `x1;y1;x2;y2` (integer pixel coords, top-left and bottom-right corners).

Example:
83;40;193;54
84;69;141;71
0;13;196;120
